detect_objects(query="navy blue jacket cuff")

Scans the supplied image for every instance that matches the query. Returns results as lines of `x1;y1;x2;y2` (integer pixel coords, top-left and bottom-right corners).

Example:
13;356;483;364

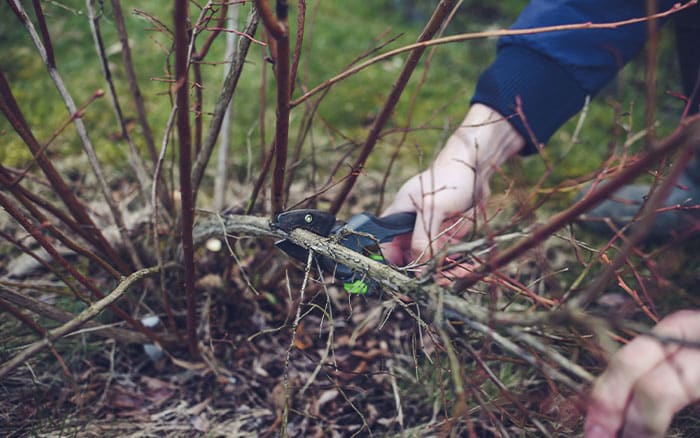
471;45;589;155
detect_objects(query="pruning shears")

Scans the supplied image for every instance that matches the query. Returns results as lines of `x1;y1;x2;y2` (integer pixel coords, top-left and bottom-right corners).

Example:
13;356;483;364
274;209;416;294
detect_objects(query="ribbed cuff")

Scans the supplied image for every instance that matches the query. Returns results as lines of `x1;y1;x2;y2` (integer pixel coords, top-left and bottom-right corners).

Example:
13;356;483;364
471;45;588;155
675;5;700;115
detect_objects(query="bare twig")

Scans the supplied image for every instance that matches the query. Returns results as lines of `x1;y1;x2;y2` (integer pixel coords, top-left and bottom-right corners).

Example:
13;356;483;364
111;0;159;165
0;191;165;347
281;249;314;436
0;265;164;380
191;6;260;196
194;2;229;60
193;54;204;154
254;0;291;214
213;3;241;211
289;0;306;97
86;0;149;270
0;168;121;280
0;284;152;344
0;71;126;272
645;0;660;142
246;36;271;214
29;0;55;68
152;106;179;335
573;144;700;308
0;298;74;381
8;90;103;187
86;0;151;193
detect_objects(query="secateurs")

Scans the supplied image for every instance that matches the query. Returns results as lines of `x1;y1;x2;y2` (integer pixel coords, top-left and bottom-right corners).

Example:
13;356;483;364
273;209;416;294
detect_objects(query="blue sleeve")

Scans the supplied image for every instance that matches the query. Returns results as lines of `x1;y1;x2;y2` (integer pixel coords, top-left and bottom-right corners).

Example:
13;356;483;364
471;0;683;154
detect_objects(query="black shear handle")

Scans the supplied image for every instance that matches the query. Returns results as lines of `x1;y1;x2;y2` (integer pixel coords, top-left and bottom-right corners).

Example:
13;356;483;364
345;212;417;243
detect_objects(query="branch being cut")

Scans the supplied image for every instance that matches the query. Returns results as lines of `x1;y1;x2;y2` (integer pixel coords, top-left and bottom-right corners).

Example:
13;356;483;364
193;212;590;389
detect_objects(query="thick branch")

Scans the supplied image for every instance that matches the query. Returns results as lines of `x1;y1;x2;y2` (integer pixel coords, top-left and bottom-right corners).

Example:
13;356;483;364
174;0;199;359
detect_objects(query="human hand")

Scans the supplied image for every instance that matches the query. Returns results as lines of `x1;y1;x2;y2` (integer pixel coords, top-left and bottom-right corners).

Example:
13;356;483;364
381;159;485;268
585;310;700;437
381;104;524;270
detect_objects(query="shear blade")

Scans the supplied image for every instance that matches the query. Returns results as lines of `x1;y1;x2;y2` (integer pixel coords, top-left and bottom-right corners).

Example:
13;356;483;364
275;239;311;264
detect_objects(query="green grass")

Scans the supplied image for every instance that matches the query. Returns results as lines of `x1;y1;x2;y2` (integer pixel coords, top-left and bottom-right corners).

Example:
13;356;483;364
0;1;686;199
0;1;506;175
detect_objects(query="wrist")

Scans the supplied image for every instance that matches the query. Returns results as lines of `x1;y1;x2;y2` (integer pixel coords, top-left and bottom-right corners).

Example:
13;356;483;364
436;103;525;180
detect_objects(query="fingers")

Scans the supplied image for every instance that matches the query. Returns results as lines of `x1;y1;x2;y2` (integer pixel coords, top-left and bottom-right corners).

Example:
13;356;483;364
380;179;420;266
622;345;700;437
585;310;700;438
384;171;478;264
409;198;451;263
380;196;449;267
585;336;668;437
380;234;410;266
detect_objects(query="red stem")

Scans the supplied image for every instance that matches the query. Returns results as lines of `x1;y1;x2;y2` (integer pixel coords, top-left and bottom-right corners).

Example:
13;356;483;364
0;167;122;280
289;0;305;96
0;191;164;346
174;0;200;358
255;0;290;214
195;3;229;59
30;0;56;68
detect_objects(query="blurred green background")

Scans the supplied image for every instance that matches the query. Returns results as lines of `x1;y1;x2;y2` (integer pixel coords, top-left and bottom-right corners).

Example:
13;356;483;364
0;0;687;201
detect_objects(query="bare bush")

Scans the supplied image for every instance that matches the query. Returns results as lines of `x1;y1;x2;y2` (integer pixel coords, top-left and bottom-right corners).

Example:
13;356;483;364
1;1;699;435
